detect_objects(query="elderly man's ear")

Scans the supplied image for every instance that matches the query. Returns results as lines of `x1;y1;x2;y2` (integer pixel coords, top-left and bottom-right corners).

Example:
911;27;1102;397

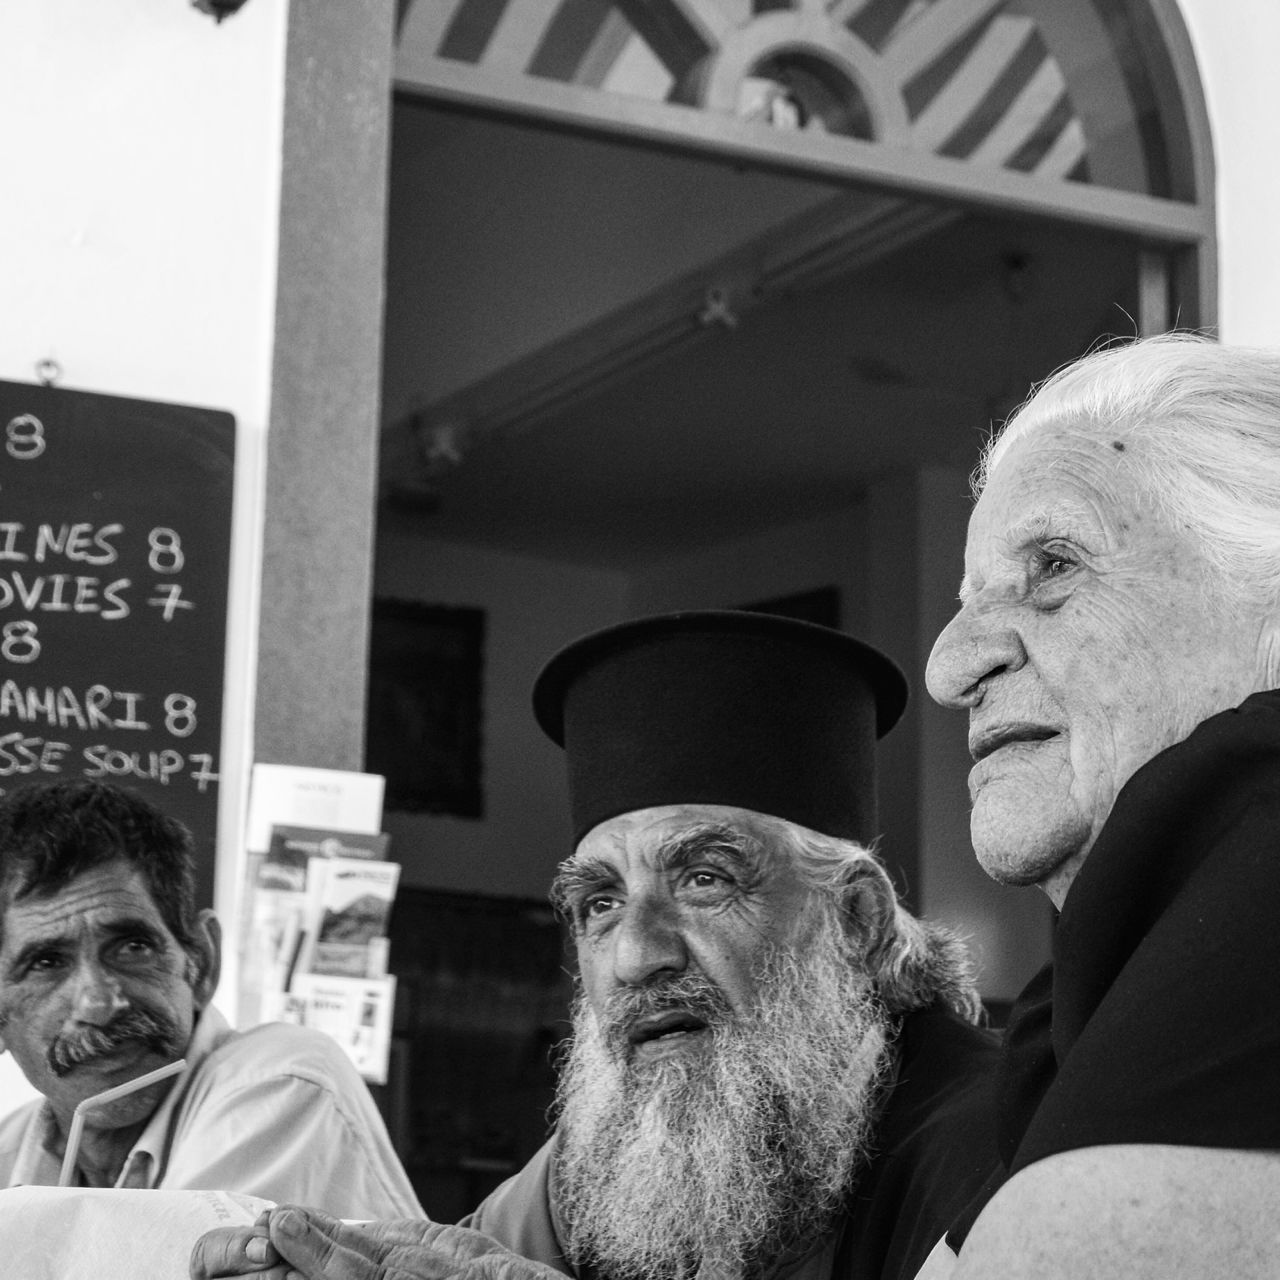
841;860;899;960
842;859;930;1004
843;860;980;1021
188;910;222;1011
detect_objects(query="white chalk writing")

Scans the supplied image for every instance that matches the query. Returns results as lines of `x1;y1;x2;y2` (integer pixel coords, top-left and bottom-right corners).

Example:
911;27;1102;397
0;681;150;731
0;522;122;564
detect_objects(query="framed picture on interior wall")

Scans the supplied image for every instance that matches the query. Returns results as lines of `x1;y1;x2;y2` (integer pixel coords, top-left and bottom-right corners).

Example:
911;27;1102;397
365;599;485;817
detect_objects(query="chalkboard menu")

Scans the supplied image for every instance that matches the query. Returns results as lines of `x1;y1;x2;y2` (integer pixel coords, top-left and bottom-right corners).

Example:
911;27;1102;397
1;380;235;908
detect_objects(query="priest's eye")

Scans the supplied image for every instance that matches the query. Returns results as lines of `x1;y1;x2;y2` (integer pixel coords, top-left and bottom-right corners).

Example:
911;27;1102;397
687;869;728;889
580;893;621;921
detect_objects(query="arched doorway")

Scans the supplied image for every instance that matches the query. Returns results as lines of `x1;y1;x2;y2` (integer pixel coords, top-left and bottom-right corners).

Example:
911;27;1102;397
371;0;1214;1215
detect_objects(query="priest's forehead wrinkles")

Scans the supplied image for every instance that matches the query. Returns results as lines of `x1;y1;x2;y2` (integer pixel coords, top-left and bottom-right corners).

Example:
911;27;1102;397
653;823;755;870
559;822;754;881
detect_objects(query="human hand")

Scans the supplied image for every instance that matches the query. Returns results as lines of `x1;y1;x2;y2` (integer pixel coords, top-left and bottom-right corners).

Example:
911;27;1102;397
190;1209;283;1278
193;1206;568;1280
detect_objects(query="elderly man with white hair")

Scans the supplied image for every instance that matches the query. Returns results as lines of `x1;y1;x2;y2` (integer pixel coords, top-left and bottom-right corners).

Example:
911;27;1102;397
925;333;1280;1278
193;611;1000;1280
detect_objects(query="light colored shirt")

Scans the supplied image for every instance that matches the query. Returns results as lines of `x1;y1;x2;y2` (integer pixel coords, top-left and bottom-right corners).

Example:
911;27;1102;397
0;1007;422;1219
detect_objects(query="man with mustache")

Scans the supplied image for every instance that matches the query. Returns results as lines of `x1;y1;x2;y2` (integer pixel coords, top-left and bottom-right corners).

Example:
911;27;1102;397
0;777;421;1216
194;611;1000;1280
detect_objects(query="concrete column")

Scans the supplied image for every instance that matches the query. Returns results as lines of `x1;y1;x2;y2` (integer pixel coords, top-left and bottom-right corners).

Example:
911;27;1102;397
256;0;397;768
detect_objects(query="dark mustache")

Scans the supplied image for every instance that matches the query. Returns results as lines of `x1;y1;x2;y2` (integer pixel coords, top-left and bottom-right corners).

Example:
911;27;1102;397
48;1006;183;1077
598;971;733;1055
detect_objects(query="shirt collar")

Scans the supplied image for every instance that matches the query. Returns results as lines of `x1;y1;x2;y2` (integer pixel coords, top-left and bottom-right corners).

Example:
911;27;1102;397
116;1005;230;1188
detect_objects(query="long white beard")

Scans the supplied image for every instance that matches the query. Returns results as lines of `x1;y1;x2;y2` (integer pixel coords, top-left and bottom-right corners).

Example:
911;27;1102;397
553;914;892;1280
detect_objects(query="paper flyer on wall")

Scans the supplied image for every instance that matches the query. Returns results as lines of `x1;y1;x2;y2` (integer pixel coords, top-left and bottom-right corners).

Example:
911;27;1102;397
283;974;397;1084
251;825;392;967
239;765;387;1028
245;764;385;854
293;855;401;979
265;824;390;863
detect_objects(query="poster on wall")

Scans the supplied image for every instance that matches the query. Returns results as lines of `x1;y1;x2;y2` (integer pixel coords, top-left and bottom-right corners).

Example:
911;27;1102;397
0;379;235;908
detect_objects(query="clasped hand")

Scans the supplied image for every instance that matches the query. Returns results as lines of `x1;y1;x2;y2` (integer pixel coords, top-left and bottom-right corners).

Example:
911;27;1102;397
190;1206;566;1280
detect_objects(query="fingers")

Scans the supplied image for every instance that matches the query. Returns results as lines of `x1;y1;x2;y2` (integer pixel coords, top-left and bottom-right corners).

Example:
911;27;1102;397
461;1254;568;1280
404;1223;524;1263
265;1210;526;1280
189;1224;280;1278
268;1207;386;1280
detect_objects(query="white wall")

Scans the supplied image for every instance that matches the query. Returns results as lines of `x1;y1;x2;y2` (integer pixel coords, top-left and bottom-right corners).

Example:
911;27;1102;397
0;0;287;1112
373;534;628;900
1175;0;1280;346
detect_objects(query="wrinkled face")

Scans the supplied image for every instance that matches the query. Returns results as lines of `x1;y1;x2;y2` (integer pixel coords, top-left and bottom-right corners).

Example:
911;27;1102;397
557;804;819;1061
553;807;887;1280
0;861;213;1132
925;425;1273;905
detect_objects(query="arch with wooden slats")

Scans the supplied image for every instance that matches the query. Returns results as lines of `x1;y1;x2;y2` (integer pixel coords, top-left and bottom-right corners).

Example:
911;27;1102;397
397;0;1203;203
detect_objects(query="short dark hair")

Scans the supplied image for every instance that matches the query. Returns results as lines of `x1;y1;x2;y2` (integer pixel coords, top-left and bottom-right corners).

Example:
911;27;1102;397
0;779;200;950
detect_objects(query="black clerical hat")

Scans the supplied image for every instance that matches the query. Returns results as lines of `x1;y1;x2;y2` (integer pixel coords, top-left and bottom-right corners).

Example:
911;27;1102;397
532;610;907;845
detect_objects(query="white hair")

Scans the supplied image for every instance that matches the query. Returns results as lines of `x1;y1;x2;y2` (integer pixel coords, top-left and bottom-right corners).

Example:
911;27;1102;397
762;816;983;1025
979;333;1280;616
